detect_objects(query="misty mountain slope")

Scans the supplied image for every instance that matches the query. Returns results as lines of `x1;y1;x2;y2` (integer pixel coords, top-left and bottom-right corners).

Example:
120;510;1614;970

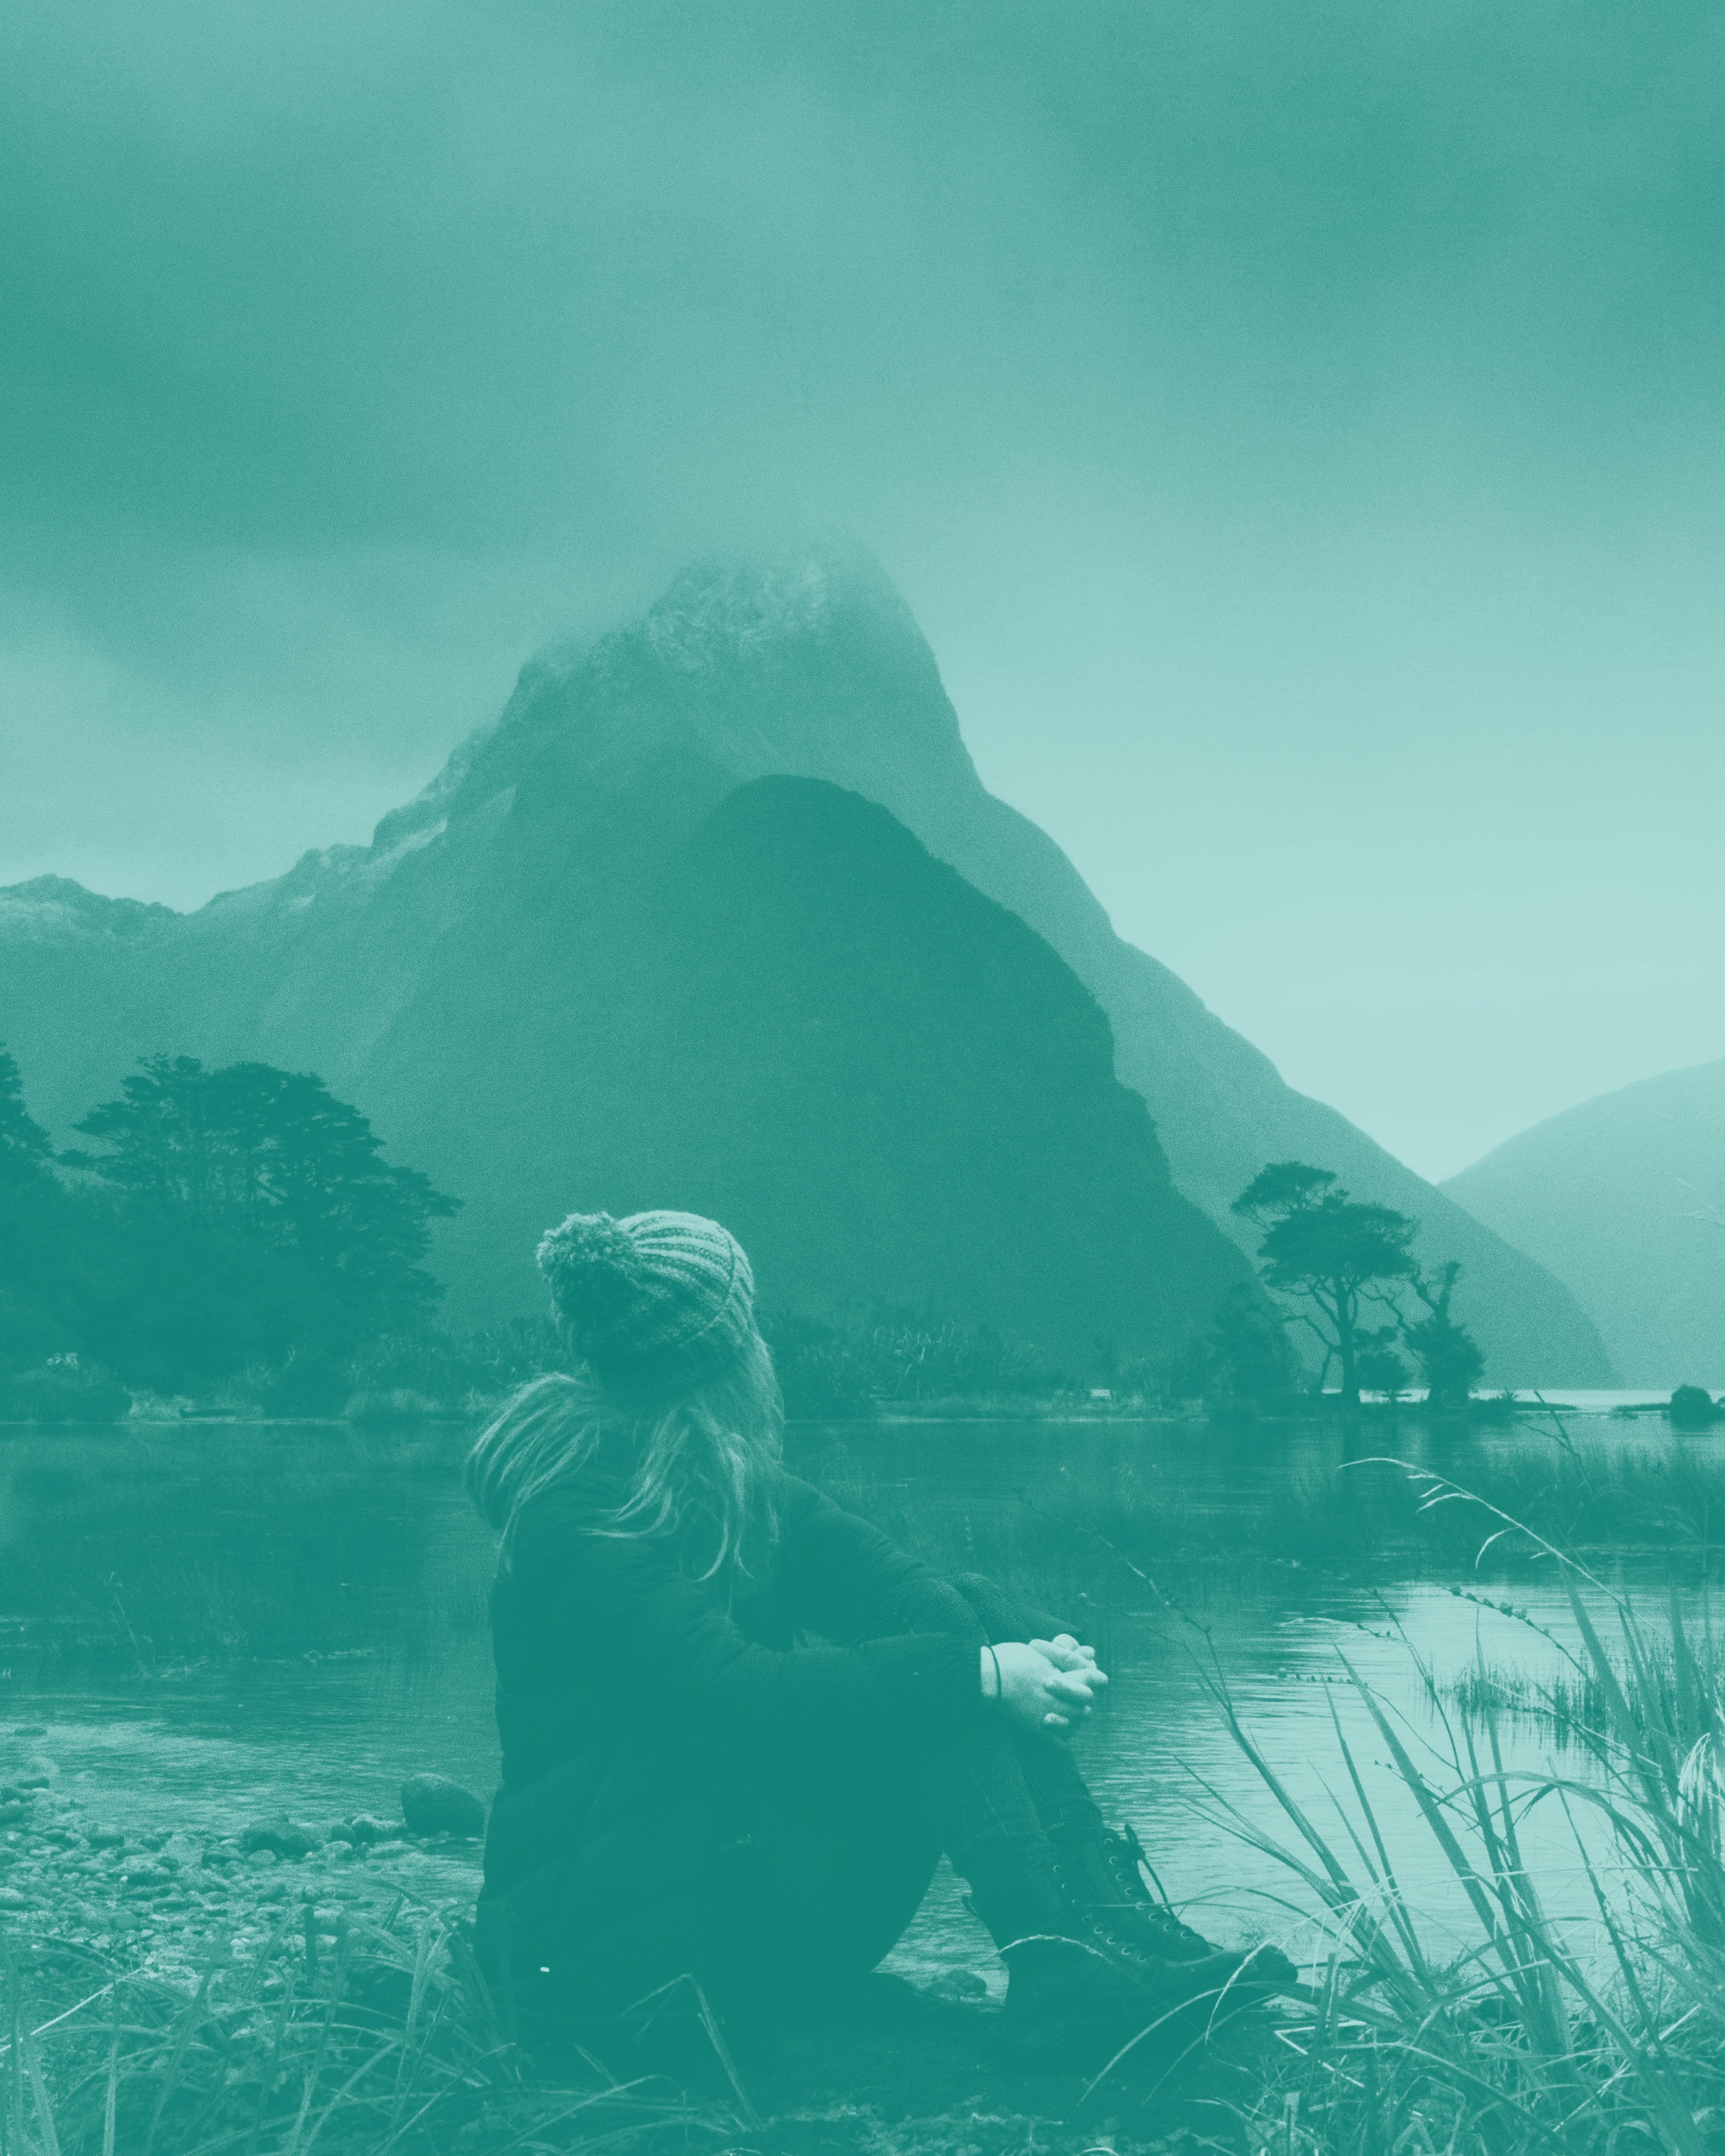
1444;1062;1725;1386
337;776;1253;1342
387;541;1607;1383
0;543;1615;1381
0;879;186;1134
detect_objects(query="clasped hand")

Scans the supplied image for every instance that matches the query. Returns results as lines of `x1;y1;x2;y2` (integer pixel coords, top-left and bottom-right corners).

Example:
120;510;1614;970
984;1634;1108;1734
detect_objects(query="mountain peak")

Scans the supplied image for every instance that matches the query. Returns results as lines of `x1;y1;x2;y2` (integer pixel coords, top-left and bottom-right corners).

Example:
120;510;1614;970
0;875;179;941
371;539;970;861
639;537;919;679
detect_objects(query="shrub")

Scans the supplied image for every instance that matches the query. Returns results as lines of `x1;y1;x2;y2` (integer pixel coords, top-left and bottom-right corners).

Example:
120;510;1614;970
345;1387;445;1425
761;1304;1072;1417
258;1348;353;1416
0;1362;131;1424
762;1310;878;1418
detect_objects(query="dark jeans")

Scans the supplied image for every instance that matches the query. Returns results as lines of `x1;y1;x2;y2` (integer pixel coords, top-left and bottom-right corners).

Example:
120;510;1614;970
482;1571;1102;2024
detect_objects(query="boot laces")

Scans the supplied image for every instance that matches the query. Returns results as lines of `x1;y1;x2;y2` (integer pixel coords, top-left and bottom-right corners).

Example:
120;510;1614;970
1108;1825;1213;1953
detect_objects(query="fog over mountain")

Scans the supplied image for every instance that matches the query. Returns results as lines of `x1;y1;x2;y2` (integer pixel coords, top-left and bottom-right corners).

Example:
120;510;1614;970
4;3;1723;1184
1446;1061;1725;1388
0;546;1615;1381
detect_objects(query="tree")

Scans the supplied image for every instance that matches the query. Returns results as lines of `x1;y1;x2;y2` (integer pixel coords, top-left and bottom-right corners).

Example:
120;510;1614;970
1232;1163;1418;1407
0;1046;81;1374
1354;1325;1411;1400
0;1049;55;1184
1178;1282;1297;1407
67;1056;460;1391
1402;1259;1485;1410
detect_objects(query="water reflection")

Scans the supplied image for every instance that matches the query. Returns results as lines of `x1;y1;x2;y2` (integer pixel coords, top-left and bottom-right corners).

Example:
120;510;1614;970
1;1412;1719;1972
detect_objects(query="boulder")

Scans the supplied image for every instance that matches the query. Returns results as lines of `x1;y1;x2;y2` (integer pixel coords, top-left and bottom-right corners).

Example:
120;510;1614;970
238;1818;319;1860
345;1814;393;1846
1669;1385;1719;1427
400;1774;485;1839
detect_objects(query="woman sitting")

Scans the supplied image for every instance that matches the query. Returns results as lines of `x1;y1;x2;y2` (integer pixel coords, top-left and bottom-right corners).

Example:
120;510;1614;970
469;1208;1292;2049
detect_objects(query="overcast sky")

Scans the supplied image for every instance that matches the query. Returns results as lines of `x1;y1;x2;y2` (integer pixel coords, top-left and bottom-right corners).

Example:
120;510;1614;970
4;0;1722;1180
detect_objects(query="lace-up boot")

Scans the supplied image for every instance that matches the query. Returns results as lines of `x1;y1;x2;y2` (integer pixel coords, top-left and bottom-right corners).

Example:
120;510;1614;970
1049;1821;1299;1992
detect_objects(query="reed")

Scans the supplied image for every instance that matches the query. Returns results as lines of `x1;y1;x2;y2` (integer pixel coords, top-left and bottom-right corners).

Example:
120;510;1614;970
1170;1466;1725;2154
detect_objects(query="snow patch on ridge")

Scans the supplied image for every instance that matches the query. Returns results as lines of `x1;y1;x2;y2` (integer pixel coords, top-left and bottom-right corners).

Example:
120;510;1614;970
643;552;843;677
0;876;178;941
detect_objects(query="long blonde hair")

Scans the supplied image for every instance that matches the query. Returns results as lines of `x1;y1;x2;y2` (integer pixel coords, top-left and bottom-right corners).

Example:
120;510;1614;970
466;1326;784;1582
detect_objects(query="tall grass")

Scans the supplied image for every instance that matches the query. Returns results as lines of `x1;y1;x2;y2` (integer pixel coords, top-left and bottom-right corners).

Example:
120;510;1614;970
1170;1464;1725;2154
0;1905;735;2156
1450;1622;1725;1758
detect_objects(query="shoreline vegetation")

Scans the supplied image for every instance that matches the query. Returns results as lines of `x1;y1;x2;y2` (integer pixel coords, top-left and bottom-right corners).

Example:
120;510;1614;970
4;1034;1713;1432
0;1033;1677;1437
0;1363;1718;1430
9;1496;1725;2152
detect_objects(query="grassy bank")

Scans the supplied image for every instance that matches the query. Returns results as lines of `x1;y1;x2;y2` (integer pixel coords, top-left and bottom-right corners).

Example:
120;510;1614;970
12;1462;1725;2152
11;1551;1725;2154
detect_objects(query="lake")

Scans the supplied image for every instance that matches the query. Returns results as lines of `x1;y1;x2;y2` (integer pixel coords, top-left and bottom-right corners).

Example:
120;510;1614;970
1;1405;1719;1989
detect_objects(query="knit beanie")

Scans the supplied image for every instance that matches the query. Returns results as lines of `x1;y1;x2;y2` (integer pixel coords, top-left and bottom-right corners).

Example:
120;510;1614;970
536;1209;758;1391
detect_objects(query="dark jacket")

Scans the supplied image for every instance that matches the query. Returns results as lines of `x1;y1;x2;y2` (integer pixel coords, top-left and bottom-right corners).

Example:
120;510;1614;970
482;1469;983;1901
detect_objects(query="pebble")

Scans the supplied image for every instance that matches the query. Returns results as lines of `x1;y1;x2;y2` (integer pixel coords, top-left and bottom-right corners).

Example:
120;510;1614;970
0;1784;483;1985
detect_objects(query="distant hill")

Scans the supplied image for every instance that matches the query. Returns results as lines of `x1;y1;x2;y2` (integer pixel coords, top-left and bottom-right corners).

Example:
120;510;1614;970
0;542;1615;1381
1444;1062;1725;1386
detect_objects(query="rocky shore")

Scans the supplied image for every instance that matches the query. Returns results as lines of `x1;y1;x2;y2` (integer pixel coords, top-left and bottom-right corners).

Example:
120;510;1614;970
0;1747;485;1981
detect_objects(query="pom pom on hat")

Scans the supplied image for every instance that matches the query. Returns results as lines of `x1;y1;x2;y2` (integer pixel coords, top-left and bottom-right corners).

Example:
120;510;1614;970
536;1208;756;1387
